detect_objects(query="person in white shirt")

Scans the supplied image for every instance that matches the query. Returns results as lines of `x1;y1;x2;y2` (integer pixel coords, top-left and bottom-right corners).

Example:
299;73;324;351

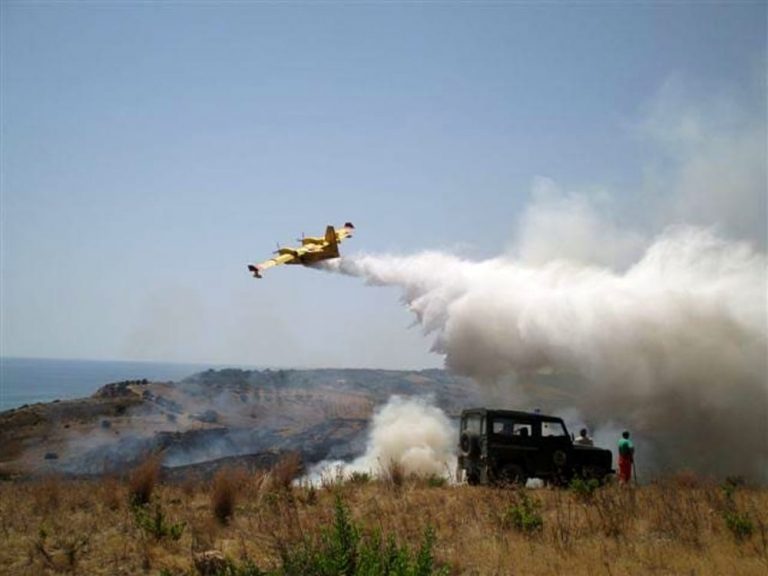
574;427;593;446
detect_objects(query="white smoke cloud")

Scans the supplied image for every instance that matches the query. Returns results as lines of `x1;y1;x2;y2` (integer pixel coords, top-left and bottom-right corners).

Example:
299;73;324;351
639;79;767;248
317;82;767;481
305;395;456;483
323;225;767;480
513;177;646;270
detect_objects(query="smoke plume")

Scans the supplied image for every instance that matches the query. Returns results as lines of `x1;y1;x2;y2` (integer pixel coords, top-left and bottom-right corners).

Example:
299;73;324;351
306;395;456;482
322;225;767;480
318;86;766;481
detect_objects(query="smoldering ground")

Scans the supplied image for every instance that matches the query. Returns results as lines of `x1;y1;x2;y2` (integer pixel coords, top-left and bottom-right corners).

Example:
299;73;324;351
40;370;474;479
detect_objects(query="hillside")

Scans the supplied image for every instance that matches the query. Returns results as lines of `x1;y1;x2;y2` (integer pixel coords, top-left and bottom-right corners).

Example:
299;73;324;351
1;368;501;479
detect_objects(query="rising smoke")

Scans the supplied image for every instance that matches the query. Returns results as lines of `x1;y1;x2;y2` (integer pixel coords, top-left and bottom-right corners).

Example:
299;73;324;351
306;395;456;483
319;89;767;481
324;226;766;480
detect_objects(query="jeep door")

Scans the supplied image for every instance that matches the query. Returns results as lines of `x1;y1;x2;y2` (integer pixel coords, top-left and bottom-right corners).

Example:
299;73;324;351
489;415;537;473
534;419;572;478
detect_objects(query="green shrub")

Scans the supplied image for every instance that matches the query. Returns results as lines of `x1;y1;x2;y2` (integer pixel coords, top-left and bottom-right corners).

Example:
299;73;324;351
719;480;754;542
501;492;543;534
426;475;447;488
349;471;371;485
722;481;737;502
724;510;754;542
279;496;448;575
570;476;600;500
132;501;185;541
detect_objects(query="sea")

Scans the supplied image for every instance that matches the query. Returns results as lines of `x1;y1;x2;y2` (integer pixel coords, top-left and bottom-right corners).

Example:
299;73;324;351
0;357;233;412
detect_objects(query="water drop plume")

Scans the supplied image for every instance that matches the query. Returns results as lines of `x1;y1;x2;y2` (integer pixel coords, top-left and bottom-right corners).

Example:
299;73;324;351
324;227;767;480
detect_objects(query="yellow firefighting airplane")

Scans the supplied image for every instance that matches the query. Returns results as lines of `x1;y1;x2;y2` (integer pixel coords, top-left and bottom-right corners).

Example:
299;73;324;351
247;222;355;279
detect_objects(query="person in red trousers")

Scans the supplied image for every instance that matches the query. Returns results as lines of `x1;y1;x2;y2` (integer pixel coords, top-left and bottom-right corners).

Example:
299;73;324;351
617;430;635;483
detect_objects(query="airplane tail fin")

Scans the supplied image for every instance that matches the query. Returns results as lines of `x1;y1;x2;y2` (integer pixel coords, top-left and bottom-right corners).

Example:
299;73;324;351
324;225;340;257
325;225;338;246
247;265;262;279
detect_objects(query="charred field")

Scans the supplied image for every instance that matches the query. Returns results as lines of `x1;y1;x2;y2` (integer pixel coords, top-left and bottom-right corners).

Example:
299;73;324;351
0;368;482;480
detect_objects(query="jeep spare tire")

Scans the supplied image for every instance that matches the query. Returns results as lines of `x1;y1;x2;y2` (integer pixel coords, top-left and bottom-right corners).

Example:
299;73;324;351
459;432;479;457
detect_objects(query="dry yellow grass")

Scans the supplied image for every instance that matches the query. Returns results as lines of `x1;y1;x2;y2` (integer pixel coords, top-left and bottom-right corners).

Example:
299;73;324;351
0;471;766;575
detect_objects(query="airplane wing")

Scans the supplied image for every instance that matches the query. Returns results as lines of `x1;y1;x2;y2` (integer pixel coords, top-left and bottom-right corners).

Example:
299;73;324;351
247;251;298;279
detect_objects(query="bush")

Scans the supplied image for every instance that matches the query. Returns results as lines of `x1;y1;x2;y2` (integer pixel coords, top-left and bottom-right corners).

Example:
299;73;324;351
271;453;302;491
132;501;185;541
128;455;161;507
720;480;754;542
426;475;447;488
501;492;543;534
212;468;238;524
349;471;371;485
570;476;600;501
279;496;448;575
724;510;755;542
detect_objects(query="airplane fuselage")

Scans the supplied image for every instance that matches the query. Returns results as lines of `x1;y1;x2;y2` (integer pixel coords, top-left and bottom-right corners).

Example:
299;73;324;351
248;222;353;278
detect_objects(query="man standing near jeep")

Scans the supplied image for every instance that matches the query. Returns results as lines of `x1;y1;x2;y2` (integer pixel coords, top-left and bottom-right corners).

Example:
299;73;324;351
575;428;593;446
617;430;635;483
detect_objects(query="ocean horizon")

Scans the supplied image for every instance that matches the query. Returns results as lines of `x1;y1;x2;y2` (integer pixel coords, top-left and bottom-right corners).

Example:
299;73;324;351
0;357;242;412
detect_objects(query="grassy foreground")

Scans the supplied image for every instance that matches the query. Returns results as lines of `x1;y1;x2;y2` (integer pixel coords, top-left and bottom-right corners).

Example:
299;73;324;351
1;460;766;576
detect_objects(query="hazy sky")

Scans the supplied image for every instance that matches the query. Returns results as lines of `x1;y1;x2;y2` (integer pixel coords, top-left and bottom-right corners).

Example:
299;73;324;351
2;2;765;368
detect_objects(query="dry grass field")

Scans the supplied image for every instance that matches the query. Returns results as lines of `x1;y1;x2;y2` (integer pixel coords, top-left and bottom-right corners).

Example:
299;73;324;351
1;460;766;576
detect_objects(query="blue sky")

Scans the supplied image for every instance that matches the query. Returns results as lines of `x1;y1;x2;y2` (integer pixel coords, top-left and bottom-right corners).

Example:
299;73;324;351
2;2;765;367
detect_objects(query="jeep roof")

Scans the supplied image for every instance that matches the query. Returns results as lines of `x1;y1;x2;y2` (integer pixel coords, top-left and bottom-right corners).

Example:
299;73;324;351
460;407;567;424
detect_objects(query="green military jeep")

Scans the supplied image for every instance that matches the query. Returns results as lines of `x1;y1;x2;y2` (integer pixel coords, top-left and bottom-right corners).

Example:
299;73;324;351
457;408;613;486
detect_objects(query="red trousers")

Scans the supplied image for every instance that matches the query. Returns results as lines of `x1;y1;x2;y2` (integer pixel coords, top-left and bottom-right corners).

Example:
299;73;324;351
618;455;633;483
